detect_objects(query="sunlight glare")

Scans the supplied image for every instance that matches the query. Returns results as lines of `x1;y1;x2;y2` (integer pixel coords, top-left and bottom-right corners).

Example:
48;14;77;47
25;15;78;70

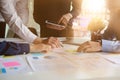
82;0;105;12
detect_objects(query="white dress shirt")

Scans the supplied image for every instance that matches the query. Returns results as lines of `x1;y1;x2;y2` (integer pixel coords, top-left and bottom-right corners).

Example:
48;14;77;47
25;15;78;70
102;39;120;52
0;0;37;43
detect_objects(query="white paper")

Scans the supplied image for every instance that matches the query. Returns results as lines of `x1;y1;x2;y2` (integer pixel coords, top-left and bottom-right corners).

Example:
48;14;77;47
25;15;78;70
26;53;75;72
0;56;31;74
101;54;120;64
62;53;115;70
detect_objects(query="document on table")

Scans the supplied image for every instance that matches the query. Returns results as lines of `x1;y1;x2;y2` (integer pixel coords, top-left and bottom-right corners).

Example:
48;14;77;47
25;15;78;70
62;53;115;71
0;56;31;74
26;53;75;71
101;54;120;64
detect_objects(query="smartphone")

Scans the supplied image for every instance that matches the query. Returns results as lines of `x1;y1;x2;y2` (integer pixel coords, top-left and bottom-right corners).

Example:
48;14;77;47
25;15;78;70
45;20;65;30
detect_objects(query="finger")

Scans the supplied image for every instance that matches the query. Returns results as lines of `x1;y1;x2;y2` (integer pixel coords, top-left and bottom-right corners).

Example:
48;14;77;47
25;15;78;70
82;44;93;51
77;45;91;52
52;39;61;48
78;43;89;49
57;26;66;30
50;44;57;48
85;47;98;53
62;19;68;26
41;45;52;53
59;17;68;26
48;37;56;43
47;38;59;48
49;37;62;48
54;40;62;48
52;41;59;48
58;17;64;24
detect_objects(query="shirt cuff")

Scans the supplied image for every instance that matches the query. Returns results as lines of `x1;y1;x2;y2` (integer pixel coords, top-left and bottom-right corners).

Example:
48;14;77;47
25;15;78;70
102;39;113;52
102;39;120;52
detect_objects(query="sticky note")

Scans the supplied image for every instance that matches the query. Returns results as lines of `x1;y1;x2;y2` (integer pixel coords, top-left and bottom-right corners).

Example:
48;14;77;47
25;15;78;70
32;53;44;56
3;61;20;67
32;57;39;59
65;50;76;53
0;68;6;74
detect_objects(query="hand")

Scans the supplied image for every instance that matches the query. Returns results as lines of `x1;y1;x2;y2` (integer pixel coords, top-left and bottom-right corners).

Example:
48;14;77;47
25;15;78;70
77;41;102;53
58;13;73;26
30;43;51;53
33;37;43;44
42;37;62;48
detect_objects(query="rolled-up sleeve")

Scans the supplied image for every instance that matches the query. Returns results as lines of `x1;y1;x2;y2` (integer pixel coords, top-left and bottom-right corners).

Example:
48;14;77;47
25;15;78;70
71;0;82;17
102;39;120;52
0;0;37;43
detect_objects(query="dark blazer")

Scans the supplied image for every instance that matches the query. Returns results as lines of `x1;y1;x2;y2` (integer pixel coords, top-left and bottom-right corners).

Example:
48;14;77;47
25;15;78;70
33;0;82;37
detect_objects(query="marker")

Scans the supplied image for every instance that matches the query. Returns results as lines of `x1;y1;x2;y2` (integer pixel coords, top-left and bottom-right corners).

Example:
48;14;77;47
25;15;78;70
60;42;64;47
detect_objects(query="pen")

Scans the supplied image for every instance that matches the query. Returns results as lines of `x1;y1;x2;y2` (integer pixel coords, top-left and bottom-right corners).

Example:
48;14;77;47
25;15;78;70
103;57;116;64
60;42;64;47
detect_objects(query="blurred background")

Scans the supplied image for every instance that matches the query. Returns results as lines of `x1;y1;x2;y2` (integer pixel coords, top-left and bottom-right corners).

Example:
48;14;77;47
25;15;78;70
5;0;109;38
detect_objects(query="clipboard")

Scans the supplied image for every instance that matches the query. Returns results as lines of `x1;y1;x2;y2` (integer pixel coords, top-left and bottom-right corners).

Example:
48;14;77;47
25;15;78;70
45;20;65;30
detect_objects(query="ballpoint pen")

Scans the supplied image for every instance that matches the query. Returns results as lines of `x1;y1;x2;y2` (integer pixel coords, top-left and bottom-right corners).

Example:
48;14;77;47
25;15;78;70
60;42;64;47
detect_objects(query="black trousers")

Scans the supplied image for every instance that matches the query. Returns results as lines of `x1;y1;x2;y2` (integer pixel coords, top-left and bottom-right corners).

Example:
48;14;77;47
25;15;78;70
0;22;6;38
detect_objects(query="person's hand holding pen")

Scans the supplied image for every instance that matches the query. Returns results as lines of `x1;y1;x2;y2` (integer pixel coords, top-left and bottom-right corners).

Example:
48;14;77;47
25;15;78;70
30;37;63;53
42;37;63;48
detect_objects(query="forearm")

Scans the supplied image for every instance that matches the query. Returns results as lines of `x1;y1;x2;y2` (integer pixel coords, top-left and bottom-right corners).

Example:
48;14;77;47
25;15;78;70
0;0;37;43
16;0;29;24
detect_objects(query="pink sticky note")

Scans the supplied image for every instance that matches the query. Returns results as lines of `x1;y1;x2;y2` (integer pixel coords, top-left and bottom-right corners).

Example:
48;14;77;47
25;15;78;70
3;61;20;67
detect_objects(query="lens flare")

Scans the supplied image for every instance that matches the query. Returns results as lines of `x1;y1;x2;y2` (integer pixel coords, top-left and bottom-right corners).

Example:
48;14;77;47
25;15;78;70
82;0;105;12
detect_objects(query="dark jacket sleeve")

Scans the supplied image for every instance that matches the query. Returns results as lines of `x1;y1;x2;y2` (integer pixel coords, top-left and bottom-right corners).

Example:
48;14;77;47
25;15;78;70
0;41;30;56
